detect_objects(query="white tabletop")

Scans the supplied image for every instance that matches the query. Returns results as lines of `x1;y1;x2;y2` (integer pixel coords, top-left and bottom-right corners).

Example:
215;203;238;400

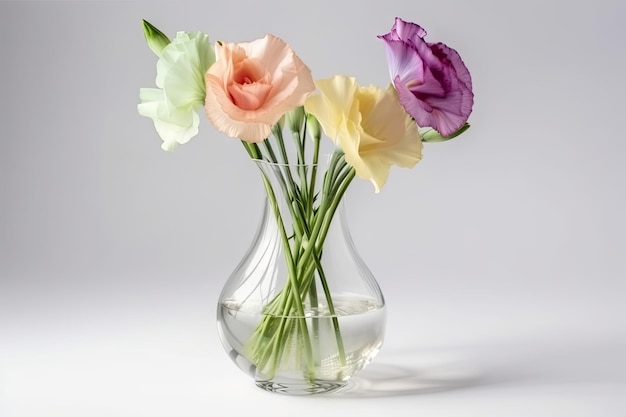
2;0;625;415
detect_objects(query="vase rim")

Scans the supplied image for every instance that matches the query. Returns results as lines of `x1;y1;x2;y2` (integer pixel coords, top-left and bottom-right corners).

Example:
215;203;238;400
252;153;335;168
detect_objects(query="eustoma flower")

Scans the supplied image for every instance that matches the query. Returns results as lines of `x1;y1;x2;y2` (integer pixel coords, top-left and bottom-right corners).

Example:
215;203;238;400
204;35;315;143
304;75;422;193
138;31;215;151
378;17;473;137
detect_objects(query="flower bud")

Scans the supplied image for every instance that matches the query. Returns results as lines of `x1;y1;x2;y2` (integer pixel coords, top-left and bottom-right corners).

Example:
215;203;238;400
285;106;306;135
306;113;321;142
142;19;171;57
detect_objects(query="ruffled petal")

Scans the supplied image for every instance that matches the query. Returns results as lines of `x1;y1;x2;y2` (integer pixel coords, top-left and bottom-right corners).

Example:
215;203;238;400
138;88;200;151
305;76;422;193
204;34;314;142
138;31;215;150
378;18;473;136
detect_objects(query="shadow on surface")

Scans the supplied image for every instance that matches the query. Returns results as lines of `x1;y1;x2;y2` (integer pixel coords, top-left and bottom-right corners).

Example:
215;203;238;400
327;336;626;398
330;359;487;398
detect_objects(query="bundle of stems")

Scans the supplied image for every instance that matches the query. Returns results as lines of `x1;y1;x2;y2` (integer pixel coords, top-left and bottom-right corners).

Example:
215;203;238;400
240;108;355;381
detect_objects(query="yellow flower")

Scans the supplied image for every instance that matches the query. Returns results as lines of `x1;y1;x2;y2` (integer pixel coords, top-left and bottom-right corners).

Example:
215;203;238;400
304;75;422;192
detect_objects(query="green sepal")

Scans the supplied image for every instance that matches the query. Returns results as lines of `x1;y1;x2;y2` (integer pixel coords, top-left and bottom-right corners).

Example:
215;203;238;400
420;123;471;143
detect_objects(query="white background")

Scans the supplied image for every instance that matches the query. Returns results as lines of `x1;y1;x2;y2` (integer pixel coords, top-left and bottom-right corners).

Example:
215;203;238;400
1;0;625;416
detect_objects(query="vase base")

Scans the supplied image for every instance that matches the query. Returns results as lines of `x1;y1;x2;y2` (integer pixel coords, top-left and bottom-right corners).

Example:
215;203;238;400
255;379;347;395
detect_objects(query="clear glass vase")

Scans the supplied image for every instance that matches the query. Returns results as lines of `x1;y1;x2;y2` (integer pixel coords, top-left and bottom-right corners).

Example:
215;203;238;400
216;156;386;395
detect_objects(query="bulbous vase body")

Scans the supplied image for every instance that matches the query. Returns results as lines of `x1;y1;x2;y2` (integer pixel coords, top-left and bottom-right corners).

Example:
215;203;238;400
216;159;386;395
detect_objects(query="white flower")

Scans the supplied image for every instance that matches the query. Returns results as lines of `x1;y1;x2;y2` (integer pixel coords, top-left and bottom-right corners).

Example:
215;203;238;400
138;31;215;151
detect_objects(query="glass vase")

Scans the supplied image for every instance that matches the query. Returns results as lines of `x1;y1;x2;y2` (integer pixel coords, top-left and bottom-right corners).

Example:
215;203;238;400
216;156;386;395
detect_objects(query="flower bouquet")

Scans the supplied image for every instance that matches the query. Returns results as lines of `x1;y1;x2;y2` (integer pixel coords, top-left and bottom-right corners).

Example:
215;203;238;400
138;17;473;394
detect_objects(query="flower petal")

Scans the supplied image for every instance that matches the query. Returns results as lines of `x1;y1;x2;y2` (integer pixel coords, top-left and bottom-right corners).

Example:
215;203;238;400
305;76;422;193
379;18;474;136
138;88;200;151
138;31;215;150
205;35;314;142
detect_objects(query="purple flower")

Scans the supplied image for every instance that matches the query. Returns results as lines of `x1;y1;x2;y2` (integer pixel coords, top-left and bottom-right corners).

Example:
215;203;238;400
378;17;474;137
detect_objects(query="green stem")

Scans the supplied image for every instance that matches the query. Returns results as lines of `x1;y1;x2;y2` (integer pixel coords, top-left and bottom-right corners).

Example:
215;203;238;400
307;117;321;224
262;140;279;164
243;140;316;379
311;251;346;369
263;175;314;371
242;136;355;383
273;125;290;165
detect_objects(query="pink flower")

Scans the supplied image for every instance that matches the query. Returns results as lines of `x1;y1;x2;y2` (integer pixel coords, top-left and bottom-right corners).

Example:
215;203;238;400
378;17;473;137
204;35;315;143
